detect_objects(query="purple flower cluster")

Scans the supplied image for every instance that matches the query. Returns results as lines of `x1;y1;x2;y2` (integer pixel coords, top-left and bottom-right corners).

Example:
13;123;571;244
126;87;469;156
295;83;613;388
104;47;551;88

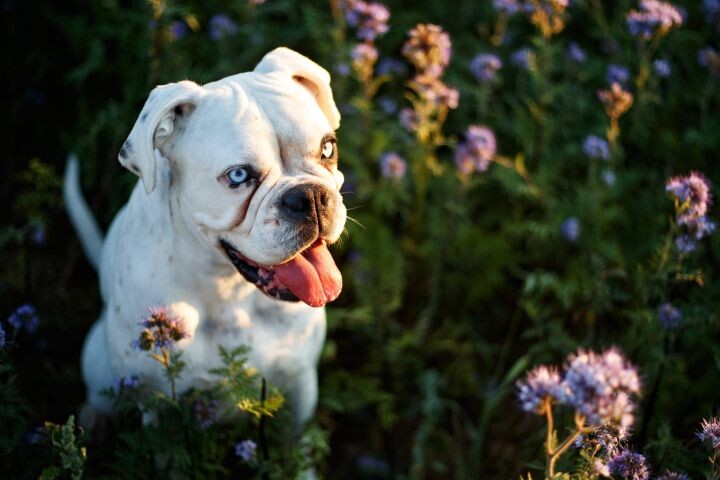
235;439;257;461
654;59;671;77
568;42;587;62
560;217;580;241
657;303;682;330
376;57;406;76
170;20;188;40
666;172;716;253
704;0;720;29
626;0;683;39
194;399;220;429
133;306;189;351
583;135;610;161
698;47;720;74
0;323;5;348
379;152;407;179
607;450;650;480
8;304;40;334
607;64;630;86
493;0;521;14
511;48;534;70
517;348;641;428
575;423;630;458
344;0;390;41
471;54;503;82
402;24;459;116
208;14;237;40
454;126;497;174
399;108;420;131
116;375;140;391
698;417;720;449
352;43;378;68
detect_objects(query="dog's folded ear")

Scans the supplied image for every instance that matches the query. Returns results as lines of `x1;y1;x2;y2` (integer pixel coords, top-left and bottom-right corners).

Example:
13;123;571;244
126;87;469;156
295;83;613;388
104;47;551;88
119;81;204;194
255;47;341;130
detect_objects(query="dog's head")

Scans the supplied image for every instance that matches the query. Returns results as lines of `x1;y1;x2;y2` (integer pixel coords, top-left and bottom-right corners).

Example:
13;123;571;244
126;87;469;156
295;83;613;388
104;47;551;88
118;47;346;308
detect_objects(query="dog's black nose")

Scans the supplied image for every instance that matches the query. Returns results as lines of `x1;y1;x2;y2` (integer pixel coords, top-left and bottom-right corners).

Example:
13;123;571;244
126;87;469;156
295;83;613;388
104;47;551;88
280;185;334;231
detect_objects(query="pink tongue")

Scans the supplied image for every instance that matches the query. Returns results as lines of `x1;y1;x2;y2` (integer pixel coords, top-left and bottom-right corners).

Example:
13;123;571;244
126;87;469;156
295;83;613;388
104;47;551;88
274;241;343;307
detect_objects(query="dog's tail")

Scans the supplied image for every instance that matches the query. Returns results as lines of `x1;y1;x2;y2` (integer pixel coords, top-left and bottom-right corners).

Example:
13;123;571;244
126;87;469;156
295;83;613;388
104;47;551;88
64;154;104;271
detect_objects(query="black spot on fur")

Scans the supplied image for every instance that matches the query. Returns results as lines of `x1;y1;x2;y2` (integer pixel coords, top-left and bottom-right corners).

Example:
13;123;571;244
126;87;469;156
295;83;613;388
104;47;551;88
130;163;140;174
119;140;133;159
140;112;148;122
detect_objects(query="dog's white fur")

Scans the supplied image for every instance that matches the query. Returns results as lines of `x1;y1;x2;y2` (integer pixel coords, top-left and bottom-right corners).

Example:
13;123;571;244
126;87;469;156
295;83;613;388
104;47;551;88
64;47;345;427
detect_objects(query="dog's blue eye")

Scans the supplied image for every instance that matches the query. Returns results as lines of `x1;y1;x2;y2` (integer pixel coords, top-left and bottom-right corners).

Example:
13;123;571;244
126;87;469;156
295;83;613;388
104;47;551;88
226;167;249;188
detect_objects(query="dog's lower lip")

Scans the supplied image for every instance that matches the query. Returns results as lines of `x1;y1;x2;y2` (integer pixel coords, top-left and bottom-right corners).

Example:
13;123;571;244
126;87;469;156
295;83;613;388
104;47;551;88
219;239;300;303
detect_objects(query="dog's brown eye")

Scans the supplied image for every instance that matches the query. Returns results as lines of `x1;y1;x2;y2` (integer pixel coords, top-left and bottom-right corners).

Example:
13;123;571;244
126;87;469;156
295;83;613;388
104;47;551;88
321;140;335;160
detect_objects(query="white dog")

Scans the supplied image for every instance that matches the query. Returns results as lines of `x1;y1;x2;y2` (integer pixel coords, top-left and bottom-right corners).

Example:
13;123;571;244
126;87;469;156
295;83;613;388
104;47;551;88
64;47;346;428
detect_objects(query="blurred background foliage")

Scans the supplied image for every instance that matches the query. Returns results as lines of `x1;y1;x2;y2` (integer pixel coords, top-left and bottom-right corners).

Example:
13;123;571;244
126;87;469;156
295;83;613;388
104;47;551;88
1;0;719;478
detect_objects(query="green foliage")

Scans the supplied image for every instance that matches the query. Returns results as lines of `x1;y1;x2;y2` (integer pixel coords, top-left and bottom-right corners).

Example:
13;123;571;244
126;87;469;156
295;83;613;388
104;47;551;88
41;415;86;480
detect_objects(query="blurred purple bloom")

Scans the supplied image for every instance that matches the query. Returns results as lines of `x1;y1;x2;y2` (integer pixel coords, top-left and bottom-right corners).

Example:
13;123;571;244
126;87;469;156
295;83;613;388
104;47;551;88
335;63;351;77
377;96;397;114
560;348;641;427
657;303;682;330
454;143;475;175
656;471;690;480
511;48;533;70
8;304;40;333
698;46;720;74
415;79;459;109
25;426;45;445
666;172;712;216
379;152;407;179
602;169;617;187
516;365;563;414
403;24;452;79
560;217;580;242
194;399;220;429
568;42;587;62
583;135;610;160
209;14;237;40
31;225;45;245
493;0;521;14
133;306;189;351
357;454;390;474
376;57;407;76
235;439;257;461
675;235;697;253
654;59;671;77
455;125;497;173
704;0;720;28
344;0;390;41
470;53;502;82
399;107;420;132
0;323;5;348
608;450;650;480
351;43;378;67
574;423;629;458
607;64;630;86
170;21;188;40
626;0;683;39
116;375;140;391
698;417;720;449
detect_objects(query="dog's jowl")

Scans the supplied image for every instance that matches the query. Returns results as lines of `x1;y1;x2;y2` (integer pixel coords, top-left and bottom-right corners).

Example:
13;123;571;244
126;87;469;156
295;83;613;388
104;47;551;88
64;47;346;428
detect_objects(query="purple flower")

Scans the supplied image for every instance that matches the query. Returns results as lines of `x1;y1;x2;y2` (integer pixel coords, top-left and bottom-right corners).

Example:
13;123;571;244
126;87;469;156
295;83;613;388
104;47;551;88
698;47;720;74
666;172;712;216
0;323;5;348
399;107;420;132
415;80;460;109
607;64;630;86
560;217;580;242
654;59;671;77
574;423;630;458
31;225;45;245
208;14;237;40
626;0;683;39
8;304;40;333
568;42;587;62
470;53;502;82
607;450;650;480
116;375;141;391
657;303;682;330
456;125;497;173
133;306;189;351
235;439;257;461
351;43;378;68
376;57;407;76
344;0;390;42
402;24;452;79
560;348;641;427
602;169;617;187
675;235;697;253
379;152;407;179
516;365;563;414
335;63;351;77
704;0;720;29
357;454;390;474
698;417;720;449
170;21;188;40
656;471;690;480
583;135;610;160
511;48;534;70
194;399;220;429
493;0;521;14
377;96;397;114
25;426;46;445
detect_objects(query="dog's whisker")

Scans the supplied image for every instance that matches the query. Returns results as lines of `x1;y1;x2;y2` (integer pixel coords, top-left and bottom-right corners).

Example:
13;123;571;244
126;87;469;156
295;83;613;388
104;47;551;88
346;205;364;212
346;216;366;230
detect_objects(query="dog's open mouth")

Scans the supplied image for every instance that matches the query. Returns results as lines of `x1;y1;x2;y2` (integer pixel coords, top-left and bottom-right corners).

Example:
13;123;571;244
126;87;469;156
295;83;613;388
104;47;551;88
219;238;342;308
